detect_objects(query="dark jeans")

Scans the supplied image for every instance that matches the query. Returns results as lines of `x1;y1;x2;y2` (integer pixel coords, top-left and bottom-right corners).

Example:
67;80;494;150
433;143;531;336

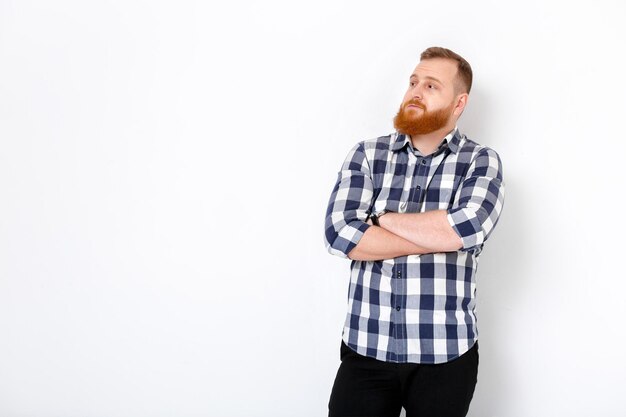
328;341;479;417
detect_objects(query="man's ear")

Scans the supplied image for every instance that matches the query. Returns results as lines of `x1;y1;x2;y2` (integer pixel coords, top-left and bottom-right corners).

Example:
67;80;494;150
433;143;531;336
453;93;468;117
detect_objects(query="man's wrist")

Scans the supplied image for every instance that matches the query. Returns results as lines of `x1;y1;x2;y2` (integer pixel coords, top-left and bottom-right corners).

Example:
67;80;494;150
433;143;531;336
370;209;391;227
377;211;393;228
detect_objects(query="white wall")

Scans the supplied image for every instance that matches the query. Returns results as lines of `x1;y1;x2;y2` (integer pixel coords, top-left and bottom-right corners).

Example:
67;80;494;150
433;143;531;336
1;1;625;416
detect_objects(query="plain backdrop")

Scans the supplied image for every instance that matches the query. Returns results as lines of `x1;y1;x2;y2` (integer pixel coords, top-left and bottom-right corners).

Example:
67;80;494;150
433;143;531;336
1;0;625;416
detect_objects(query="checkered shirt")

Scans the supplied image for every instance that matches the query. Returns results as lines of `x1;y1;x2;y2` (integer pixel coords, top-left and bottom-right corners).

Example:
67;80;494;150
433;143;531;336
324;127;505;364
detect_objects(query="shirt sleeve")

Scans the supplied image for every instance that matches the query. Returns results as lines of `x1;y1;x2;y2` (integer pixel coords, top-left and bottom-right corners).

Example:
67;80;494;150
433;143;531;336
324;142;374;258
446;146;505;252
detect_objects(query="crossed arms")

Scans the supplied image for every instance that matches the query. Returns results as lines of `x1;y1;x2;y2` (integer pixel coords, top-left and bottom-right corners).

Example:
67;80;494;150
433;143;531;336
323;141;505;261
346;210;462;261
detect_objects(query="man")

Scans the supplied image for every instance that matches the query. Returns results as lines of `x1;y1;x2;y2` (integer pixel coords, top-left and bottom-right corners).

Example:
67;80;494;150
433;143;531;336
323;47;505;417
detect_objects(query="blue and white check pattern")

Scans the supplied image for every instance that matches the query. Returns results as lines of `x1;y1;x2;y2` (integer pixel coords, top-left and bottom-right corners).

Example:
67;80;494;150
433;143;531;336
324;127;505;364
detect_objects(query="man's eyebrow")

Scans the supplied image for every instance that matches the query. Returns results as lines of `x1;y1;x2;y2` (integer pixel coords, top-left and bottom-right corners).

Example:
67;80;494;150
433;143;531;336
410;74;444;85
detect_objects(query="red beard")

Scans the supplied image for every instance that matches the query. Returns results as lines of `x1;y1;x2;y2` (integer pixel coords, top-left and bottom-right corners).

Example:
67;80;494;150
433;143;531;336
393;99;455;136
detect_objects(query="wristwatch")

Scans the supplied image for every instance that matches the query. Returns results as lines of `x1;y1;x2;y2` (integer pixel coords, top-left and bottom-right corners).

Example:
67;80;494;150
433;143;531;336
370;209;390;226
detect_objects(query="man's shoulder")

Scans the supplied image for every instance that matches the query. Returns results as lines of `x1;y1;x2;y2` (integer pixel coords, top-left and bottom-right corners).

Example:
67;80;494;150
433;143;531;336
456;133;502;161
358;132;398;151
338;134;396;166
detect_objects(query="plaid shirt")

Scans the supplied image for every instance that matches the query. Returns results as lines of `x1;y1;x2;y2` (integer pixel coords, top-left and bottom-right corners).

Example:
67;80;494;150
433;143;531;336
324;127;505;364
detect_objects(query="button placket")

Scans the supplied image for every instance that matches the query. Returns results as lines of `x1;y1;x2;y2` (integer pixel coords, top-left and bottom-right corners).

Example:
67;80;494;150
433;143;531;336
400;153;419;212
395;269;402;311
409;156;430;211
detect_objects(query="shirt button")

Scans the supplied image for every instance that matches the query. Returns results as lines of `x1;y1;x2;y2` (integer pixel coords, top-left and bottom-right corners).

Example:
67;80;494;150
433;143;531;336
396;306;401;311
421;159;427;165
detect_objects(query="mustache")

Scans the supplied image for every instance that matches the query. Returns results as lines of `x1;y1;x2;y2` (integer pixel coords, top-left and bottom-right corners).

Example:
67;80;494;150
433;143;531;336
403;99;426;110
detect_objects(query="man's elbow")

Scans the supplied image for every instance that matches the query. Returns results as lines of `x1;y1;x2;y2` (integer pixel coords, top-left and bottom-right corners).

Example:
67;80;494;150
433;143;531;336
324;219;371;259
326;244;350;259
324;234;350;259
346;246;362;260
324;231;352;259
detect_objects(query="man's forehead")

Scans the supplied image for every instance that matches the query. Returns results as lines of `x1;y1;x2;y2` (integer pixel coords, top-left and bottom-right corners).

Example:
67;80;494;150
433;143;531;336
411;58;458;81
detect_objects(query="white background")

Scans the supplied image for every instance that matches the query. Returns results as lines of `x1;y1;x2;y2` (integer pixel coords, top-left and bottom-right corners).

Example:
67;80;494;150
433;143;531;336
1;0;625;416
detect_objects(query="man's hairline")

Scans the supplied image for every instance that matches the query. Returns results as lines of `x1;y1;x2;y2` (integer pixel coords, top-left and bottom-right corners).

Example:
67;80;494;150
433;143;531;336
418;57;469;96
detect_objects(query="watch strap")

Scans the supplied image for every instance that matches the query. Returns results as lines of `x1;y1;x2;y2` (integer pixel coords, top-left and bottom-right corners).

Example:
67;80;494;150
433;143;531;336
370;209;390;226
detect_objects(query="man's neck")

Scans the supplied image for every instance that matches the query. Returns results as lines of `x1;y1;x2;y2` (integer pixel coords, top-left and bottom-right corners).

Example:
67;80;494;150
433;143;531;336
409;124;456;156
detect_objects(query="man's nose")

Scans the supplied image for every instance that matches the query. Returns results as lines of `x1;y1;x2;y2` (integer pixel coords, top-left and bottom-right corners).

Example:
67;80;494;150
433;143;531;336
410;83;423;100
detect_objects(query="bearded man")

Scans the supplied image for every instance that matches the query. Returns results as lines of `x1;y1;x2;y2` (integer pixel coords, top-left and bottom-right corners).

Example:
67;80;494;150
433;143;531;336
323;47;505;417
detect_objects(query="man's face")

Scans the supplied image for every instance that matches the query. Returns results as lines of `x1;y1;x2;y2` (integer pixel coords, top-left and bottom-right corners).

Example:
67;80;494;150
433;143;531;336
394;58;466;136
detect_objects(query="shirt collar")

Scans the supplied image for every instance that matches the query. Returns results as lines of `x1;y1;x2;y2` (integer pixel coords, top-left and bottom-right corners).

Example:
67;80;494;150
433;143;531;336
391;126;462;155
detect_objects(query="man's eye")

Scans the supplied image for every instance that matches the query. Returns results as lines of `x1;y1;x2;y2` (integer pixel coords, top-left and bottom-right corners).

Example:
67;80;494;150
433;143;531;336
428;84;435;89
410;82;415;87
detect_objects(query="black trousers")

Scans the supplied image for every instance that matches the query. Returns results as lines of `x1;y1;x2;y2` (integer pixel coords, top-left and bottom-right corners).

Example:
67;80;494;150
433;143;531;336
328;341;479;417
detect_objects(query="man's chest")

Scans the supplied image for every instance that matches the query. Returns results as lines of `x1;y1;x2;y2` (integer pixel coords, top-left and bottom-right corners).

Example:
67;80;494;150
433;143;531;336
368;149;472;214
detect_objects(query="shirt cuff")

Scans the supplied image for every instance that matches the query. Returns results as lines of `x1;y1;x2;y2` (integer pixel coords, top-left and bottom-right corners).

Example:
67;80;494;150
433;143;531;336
327;220;371;258
446;207;485;251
